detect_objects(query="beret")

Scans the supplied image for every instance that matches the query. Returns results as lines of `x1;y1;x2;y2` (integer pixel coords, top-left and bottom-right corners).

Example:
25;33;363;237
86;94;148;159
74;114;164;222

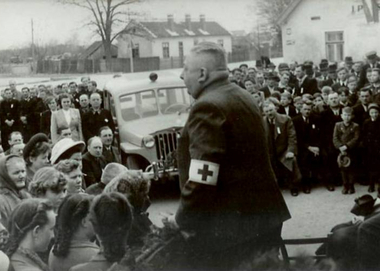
23;133;49;160
278;63;290;71
368;103;380;112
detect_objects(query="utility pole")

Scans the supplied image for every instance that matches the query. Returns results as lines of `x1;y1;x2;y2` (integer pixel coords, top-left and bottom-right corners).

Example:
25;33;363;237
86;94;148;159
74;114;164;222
31;19;35;72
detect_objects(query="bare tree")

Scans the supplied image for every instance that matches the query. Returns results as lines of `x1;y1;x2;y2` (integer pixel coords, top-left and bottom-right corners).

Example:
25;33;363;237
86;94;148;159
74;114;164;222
255;0;293;27
58;0;141;71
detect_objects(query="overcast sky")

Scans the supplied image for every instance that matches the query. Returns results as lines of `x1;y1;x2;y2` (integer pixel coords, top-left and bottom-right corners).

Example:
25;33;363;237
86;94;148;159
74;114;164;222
0;0;259;50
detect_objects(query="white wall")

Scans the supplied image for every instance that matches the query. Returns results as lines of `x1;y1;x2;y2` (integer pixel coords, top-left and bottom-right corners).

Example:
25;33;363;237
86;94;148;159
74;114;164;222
151;35;232;58
281;0;380;63
117;35;153;58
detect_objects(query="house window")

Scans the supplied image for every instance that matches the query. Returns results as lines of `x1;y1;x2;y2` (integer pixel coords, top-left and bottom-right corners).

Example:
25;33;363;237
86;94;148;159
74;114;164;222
162;42;170;58
132;43;139;58
179;42;184;58
325;31;344;62
217;39;224;47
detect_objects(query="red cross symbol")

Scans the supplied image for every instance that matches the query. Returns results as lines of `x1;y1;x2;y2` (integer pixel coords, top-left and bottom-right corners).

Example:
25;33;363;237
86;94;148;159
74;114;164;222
198;164;213;181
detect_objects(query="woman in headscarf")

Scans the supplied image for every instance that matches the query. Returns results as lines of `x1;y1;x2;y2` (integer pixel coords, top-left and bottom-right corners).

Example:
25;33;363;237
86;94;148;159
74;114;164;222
6;198;55;271
0;155;31;228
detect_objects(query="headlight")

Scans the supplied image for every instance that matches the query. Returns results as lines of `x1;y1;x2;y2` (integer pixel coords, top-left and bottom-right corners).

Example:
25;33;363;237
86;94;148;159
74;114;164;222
142;135;155;148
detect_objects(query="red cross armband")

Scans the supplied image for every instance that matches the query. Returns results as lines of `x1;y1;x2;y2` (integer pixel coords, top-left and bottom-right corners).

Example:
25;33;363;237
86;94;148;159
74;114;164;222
189;159;220;186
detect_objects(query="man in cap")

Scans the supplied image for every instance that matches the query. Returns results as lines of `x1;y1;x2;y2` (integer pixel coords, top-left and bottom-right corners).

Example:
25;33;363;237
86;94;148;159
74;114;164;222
279;62;297;86
358;51;380;89
260;72;279;98
163;42;290;270
321;63;338;87
344;56;354;73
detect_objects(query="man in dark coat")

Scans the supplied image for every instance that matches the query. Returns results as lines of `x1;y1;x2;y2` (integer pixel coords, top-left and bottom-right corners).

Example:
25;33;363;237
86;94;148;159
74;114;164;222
358;51;380;89
294;64;319;96
293;101;322;193
352;88;371;127
163;42;291;270
82;92;115;142
0;89;20;151
320;92;343;191
82;136;107;187
263;101;300;196
99;126;121;164
18;87;34;142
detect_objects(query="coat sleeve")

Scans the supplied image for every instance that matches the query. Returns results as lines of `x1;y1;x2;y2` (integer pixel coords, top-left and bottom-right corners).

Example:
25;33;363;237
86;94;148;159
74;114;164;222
175;101;226;230
50;112;59;144
346;124;360;149
286;117;297;155
333;123;342;149
76;109;84;141
82;157;96;187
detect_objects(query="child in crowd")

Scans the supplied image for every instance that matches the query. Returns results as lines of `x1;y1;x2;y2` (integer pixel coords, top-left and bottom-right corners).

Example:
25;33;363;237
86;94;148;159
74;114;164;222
362;103;380;192
333;107;360;194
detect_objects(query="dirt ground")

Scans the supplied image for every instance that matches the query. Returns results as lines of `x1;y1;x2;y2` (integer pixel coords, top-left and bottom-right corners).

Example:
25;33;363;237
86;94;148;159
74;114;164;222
148;182;376;257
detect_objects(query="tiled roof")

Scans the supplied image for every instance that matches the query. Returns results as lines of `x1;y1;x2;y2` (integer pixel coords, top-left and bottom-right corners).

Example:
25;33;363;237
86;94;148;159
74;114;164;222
122;20;231;39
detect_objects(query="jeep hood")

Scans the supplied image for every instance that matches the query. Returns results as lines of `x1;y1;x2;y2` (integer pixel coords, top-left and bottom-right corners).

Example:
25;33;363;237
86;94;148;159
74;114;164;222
119;113;188;147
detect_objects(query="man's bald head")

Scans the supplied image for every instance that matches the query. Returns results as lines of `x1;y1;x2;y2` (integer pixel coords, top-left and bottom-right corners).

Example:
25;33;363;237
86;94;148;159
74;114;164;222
189;42;228;72
181;42;229;99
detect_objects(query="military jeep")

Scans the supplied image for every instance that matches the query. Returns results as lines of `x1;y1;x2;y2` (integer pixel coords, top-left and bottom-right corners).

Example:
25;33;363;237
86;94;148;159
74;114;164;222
103;70;192;181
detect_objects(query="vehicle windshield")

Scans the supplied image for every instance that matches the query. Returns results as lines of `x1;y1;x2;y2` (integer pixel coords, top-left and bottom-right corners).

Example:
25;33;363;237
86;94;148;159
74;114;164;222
120;90;159;121
158;87;192;114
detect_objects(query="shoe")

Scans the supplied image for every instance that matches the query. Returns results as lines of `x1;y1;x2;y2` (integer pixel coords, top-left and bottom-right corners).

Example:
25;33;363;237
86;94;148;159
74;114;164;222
348;186;355;194
342;187;348;194
368;185;375;193
327;185;335;192
303;187;311;194
291;189;299;197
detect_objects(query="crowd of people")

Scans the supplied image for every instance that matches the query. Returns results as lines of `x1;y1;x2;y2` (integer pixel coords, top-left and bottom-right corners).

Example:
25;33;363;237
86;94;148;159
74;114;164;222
0;42;380;271
230;51;380;197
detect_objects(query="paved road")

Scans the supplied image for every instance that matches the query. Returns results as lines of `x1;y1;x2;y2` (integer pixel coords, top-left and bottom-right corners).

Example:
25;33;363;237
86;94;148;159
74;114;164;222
147;181;376;257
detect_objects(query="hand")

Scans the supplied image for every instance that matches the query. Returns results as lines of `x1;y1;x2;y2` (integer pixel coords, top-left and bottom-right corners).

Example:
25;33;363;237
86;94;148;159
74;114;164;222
161;212;179;230
20;116;27;124
339;145;348;153
5;120;13;127
308;146;319;156
285;152;294;159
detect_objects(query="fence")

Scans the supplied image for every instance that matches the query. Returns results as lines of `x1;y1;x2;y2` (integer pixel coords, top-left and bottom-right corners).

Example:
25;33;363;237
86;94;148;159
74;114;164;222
36;57;160;74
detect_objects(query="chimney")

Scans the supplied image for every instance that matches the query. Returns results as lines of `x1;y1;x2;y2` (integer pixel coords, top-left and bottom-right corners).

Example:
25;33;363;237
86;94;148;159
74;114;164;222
200;14;206;30
185;14;191;31
167;14;174;31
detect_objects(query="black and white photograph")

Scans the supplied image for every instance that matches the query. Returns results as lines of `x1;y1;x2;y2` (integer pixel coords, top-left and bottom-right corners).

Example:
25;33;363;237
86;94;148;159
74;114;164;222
0;0;380;270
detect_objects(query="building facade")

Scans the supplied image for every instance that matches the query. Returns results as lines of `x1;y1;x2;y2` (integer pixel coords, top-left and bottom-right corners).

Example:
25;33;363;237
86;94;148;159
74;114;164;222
117;15;232;60
278;0;380;63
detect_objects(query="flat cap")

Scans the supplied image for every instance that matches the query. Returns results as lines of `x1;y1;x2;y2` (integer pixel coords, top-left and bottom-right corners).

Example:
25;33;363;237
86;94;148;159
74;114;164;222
366;51;377;59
